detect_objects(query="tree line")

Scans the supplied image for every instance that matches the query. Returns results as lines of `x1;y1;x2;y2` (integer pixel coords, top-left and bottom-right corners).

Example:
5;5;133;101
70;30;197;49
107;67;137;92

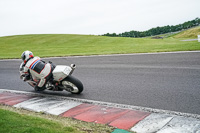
102;18;200;38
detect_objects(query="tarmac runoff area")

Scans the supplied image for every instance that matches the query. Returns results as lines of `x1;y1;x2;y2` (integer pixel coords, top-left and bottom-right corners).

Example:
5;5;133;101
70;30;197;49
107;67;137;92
0;89;200;133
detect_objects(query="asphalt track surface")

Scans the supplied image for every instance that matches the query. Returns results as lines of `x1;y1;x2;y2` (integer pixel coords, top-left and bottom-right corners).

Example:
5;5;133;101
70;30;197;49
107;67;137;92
0;51;200;115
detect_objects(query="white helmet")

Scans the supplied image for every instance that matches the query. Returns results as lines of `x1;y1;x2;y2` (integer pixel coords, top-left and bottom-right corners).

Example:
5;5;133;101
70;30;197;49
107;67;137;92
21;50;34;63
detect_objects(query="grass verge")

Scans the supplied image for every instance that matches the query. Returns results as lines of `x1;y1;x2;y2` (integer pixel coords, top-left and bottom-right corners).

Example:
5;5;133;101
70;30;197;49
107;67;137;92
173;26;200;38
0;34;200;59
0;105;114;133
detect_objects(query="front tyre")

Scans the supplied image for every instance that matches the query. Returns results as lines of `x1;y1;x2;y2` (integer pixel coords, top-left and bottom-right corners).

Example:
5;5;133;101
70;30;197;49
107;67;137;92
61;75;83;94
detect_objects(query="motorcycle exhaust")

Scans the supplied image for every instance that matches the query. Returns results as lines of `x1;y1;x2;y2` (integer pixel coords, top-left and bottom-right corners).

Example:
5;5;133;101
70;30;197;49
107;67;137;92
69;64;76;75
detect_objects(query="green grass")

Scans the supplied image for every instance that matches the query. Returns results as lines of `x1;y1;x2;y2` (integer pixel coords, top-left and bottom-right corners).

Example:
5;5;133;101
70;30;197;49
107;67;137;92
0;108;78;133
0;105;114;133
173;26;200;38
0;33;200;59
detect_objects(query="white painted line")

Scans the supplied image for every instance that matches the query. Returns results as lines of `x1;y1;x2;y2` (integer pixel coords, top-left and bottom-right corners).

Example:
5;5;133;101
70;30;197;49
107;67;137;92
19;98;66;112
157;116;200;133
0;59;21;62
131;113;174;133
1;51;200;61
1;89;200;119
80;64;200;70
14;95;82;115
43;50;200;59
13;92;82;115
14;97;45;108
46;101;82;115
131;114;200;133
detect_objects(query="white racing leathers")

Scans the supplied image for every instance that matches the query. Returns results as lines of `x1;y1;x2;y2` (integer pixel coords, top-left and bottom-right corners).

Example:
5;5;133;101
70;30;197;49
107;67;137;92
23;57;52;89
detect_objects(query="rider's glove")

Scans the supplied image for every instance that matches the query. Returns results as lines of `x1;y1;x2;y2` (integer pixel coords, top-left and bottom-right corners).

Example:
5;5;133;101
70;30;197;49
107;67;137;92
22;74;30;81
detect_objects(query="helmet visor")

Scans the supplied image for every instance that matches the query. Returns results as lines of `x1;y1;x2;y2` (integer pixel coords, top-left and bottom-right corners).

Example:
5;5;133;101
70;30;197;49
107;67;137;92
21;52;26;60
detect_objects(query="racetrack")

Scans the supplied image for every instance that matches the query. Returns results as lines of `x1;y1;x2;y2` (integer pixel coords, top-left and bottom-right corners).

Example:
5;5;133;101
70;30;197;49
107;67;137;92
0;51;200;115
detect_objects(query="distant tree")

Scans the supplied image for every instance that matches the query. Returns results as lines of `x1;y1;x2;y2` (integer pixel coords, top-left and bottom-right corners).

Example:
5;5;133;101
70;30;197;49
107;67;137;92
102;17;200;38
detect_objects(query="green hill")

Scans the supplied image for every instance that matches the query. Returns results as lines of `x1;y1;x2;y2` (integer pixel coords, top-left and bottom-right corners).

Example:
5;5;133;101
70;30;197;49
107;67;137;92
0;32;200;59
173;26;200;38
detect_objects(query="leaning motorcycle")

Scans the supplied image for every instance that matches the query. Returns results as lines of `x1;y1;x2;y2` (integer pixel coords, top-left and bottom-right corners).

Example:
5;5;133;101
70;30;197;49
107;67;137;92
19;63;84;94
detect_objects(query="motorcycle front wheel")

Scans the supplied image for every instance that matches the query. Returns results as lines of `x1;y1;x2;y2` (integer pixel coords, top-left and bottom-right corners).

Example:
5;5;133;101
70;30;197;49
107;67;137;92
60;75;83;94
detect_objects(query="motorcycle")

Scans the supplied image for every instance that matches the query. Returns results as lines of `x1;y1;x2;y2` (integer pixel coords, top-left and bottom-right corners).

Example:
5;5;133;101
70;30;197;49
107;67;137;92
19;63;84;94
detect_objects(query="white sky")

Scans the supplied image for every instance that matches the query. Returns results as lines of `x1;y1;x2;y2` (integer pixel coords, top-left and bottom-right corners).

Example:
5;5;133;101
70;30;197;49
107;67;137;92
0;0;200;36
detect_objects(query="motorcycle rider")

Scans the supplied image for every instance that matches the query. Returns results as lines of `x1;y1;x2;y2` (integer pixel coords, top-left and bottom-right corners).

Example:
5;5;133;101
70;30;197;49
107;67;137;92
20;50;54;91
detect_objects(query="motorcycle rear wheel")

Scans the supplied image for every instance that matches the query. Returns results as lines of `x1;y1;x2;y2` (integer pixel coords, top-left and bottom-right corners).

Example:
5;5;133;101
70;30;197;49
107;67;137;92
61;75;83;94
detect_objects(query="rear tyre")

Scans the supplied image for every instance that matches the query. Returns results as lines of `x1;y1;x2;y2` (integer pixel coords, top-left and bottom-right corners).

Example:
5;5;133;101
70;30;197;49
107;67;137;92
61;75;83;94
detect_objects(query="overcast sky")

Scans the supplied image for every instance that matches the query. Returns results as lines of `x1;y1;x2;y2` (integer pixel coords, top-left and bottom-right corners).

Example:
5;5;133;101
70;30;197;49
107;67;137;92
0;0;200;37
